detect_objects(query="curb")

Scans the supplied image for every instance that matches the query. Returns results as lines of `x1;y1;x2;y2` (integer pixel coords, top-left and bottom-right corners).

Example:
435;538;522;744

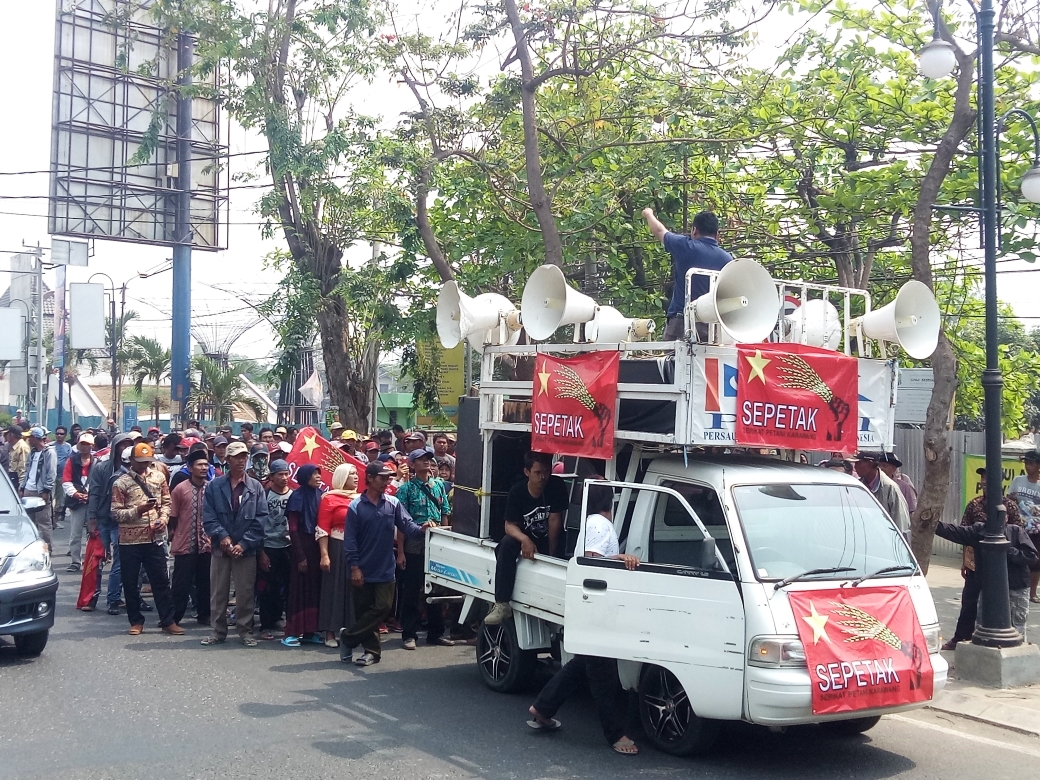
926;689;1040;738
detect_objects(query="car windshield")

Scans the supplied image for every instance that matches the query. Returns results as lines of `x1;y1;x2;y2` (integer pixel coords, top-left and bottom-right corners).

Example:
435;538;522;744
731;482;915;582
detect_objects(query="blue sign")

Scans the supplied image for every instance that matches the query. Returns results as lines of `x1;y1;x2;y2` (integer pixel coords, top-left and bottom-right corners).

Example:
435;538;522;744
122;402;138;432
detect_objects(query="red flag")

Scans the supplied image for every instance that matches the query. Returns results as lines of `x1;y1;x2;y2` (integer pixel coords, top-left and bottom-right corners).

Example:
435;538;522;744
285;426;366;490
75;531;105;610
788;586;934;715
735;343;858;453
531;351;619;459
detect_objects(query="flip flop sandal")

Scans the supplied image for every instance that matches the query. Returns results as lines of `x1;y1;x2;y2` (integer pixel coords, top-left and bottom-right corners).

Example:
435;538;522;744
612;738;639;755
241;636;258;647
280;636;301;647
304;634;325;645
127;625;143;636
259;631;277;641
324;638;339;648
527;718;562;730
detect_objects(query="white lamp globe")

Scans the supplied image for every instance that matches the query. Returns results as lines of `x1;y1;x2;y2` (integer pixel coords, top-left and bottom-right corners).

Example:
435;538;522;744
919;39;957;79
1020;166;1040;204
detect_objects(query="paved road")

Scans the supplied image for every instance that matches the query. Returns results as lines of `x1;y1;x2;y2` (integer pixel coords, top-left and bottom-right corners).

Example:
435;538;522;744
2;540;1038;780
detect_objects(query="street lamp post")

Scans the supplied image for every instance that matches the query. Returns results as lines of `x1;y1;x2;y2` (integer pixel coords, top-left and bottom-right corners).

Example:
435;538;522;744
921;0;1040;649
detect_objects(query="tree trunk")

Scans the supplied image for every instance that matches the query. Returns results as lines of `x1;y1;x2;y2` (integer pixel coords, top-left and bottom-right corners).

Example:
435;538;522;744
907;29;975;573
316;299;373;430
503;0;564;266
416;164;454;282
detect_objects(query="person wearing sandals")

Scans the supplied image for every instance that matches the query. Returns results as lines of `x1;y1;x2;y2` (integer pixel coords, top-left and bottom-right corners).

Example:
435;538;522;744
257;460;293;641
316;463;360;647
340;462;436;666
527;482;640;755
200;441;268;647
282;464;325;647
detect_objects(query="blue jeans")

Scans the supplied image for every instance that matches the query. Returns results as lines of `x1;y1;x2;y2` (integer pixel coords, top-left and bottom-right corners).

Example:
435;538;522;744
96;523;122;607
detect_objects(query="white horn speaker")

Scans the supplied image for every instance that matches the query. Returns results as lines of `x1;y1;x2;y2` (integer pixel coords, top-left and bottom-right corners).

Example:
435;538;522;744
436;281;520;353
586;306;656;343
521;264;598;341
787;298;842;350
859;280;941;359
691;259;780;343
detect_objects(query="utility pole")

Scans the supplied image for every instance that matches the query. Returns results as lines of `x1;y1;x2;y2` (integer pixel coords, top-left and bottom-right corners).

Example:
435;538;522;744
170;28;194;429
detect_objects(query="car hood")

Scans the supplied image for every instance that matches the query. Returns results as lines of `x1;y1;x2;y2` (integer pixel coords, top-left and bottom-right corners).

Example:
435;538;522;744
0;512;39;557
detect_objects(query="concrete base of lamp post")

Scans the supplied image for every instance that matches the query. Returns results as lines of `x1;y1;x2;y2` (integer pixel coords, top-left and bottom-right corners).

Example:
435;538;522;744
954;641;1040;688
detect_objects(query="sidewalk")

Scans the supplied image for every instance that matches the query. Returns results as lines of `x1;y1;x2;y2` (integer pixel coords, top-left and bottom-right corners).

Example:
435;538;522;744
924;558;1040;737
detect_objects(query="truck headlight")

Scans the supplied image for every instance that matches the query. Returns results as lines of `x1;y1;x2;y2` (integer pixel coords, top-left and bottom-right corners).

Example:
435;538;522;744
749;636;807;668
1;540;51;585
921;623;941;654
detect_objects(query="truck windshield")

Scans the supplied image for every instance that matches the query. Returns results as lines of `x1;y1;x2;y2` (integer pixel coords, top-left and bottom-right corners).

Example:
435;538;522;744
731;483;916;582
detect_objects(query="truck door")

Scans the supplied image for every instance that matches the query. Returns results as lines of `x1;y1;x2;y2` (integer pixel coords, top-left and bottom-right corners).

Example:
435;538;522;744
564;480;746;720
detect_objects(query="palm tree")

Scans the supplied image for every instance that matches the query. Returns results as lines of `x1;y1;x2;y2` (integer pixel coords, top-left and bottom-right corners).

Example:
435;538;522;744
127;335;171;425
187;356;266;426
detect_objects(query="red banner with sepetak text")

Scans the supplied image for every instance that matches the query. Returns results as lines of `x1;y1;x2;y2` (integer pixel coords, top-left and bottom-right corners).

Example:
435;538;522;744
735;343;859;454
531;351;620;459
788;586;933;715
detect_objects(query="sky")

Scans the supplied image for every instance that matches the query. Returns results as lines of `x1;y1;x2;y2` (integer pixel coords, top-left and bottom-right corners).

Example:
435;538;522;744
0;0;1038;369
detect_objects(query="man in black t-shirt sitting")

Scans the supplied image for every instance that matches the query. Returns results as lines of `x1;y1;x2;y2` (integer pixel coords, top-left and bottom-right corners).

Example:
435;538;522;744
485;451;568;625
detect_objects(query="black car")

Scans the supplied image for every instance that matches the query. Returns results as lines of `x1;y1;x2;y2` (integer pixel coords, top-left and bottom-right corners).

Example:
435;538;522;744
0;472;58;657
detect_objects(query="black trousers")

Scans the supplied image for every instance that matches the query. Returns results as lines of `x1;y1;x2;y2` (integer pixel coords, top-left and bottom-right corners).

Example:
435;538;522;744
171;552;211;625
533;655;627;745
120;542;175;628
341;581;396;659
494;535;549;602
257;546;292;630
401;550;445;642
954;569;983;642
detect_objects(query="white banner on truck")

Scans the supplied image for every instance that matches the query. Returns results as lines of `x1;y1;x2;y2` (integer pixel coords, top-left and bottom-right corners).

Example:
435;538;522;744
688;346;896;450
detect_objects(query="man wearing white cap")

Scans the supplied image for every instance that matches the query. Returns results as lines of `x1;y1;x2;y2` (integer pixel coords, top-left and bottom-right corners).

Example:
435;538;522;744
62;432;96;572
21;426;57;549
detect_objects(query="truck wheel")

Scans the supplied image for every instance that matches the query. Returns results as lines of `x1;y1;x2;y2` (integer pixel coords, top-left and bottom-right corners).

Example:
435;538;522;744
476;620;536;693
822;716;882;736
638;665;720;756
14;630;48;657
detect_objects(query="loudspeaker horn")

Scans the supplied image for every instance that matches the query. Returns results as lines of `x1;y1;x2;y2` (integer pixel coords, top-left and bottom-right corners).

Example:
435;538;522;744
858;280;941;359
786;298;842;350
691;258;780;343
436;281;521;353
586;306;656;343
521;264;598;341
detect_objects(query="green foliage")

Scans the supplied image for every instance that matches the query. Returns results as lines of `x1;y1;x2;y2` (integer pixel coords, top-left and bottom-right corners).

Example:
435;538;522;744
187;356;266;426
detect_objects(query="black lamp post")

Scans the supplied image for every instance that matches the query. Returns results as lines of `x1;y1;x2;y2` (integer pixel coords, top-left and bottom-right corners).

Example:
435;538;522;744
920;0;1040;647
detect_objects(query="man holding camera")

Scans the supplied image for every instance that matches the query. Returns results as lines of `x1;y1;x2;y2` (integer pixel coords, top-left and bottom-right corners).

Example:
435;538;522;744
111;442;181;636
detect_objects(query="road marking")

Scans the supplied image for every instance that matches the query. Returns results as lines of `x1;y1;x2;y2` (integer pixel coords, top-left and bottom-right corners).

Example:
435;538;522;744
449;755;483;771
352;701;399;722
888;714;1040;758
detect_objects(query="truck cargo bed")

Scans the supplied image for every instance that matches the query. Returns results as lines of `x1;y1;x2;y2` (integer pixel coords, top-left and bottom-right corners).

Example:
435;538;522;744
426;528;566;624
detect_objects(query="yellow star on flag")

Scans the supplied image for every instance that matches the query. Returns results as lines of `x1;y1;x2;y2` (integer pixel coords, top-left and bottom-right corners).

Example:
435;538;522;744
300;435;320;458
537;361;552;396
745;349;771;385
802;600;830;645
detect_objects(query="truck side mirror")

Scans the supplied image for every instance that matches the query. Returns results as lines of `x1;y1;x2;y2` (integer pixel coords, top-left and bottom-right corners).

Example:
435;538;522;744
699;536;717;570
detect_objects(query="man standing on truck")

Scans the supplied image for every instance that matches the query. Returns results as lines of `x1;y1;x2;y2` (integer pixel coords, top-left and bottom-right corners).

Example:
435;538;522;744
852;452;910;532
528;482;641;755
642;208;732;341
485;451;569;626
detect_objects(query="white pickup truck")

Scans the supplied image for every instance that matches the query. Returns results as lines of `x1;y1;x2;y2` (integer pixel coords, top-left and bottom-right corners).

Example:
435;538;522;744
426;452;948;755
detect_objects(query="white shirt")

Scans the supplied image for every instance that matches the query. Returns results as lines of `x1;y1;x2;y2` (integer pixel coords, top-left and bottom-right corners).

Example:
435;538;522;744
583;513;619;558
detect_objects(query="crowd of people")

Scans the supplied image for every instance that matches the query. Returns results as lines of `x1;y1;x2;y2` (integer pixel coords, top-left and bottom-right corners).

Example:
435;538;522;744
1;416;459;660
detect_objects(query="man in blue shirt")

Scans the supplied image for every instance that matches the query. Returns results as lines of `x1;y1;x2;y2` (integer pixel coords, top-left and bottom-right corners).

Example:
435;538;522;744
341;461;435;666
643;208;733;340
